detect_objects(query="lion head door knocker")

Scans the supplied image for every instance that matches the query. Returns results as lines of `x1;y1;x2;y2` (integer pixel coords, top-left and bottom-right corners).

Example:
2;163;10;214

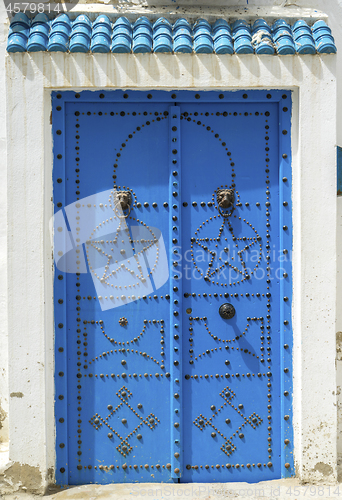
114;190;132;218
216;188;235;218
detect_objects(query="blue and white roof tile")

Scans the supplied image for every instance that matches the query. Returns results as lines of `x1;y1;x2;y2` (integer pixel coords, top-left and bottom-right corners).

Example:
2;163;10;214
7;12;337;55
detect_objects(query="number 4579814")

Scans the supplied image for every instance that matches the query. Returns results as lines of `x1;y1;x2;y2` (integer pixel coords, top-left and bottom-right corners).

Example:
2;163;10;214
7;3;61;13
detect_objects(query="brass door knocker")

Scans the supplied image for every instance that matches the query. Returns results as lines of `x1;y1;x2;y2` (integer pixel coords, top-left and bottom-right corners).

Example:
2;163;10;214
114;190;132;218
216;188;235;217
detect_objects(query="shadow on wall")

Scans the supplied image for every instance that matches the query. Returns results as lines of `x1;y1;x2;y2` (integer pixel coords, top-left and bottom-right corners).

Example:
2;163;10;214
116;0;251;5
115;0;283;5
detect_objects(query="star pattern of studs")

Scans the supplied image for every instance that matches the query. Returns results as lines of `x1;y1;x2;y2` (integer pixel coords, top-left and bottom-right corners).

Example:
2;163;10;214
190;192;262;287
85;189;160;296
178;112;262;287
119;317;128;326
193;385;262;459
89;386;160;458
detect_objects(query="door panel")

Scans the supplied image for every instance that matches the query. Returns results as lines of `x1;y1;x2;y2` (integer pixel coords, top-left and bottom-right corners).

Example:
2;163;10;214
55;100;174;484
179;102;281;481
53;90;293;485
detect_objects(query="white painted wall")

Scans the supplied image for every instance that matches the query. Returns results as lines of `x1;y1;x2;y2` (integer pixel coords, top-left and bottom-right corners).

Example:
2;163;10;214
0;0;341;493
0;0;8;448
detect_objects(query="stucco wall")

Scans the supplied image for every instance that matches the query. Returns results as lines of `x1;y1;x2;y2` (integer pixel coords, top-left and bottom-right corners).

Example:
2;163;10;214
0;1;8;448
277;0;342;482
0;0;341;493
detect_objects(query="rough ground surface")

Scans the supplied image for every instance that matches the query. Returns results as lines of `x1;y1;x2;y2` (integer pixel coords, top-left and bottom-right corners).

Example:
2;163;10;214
1;480;342;500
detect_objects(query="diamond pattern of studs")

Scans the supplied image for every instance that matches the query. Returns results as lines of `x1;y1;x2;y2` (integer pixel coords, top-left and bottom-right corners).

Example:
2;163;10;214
89;385;160;458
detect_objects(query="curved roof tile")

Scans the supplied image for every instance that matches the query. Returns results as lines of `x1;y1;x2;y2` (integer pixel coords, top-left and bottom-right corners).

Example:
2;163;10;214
7;13;337;55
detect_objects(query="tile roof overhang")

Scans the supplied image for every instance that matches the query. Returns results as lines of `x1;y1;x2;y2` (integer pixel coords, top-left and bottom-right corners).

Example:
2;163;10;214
7;11;336;55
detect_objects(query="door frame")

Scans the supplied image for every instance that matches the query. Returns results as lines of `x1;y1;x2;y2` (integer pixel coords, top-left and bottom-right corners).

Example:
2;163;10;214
5;52;337;488
52;90;293;483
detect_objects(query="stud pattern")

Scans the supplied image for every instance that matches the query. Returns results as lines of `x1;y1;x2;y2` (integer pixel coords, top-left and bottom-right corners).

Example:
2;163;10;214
85;319;166;367
89;386;160;457
170;107;183;478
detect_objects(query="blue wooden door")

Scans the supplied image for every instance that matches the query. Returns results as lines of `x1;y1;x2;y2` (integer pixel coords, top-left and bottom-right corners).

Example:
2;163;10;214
53;90;293;485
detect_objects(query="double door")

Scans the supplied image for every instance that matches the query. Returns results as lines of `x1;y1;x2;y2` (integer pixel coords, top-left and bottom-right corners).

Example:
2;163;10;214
53;90;293;484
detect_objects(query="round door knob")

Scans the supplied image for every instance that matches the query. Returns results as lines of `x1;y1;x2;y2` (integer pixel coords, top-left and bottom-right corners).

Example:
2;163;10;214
219;303;236;319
